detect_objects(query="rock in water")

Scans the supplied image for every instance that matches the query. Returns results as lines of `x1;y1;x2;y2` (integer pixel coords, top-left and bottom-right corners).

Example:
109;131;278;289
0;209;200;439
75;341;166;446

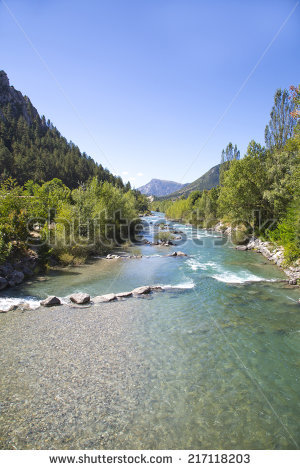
70;293;90;304
132;286;151;295
235;246;248;251
176;251;187;256
40;296;61;307
92;293;116;303
116;292;133;298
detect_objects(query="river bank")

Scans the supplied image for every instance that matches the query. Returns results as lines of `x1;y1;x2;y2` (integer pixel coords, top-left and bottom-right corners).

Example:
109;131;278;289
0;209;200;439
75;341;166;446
212;222;300;286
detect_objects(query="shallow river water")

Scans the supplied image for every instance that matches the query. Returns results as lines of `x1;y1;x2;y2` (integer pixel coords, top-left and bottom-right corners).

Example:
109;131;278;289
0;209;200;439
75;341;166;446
0;212;299;449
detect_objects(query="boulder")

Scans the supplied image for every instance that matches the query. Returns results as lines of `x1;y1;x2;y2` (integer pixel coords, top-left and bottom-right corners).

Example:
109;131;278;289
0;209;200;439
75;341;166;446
7;270;24;287
116;291;133;298
0;263;13;277
176;251;188;256
92;293;116;303
235;246;248;251
0;277;8;290
40;296;61;307
150;285;164;291
22;266;34;277
168;251;187;257
70;293;90;304
132;286;151;295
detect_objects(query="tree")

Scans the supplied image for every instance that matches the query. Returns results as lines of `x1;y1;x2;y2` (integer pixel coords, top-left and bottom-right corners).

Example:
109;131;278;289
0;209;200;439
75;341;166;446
218;142;268;224
220;142;240;183
265;88;296;150
289;85;300;120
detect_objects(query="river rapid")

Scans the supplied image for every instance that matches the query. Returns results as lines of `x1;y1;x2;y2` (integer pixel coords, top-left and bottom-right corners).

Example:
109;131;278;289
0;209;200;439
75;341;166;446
0;212;299;449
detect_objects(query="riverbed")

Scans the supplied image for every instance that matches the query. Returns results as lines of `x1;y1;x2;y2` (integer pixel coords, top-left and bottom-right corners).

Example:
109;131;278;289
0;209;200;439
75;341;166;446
0;212;299;449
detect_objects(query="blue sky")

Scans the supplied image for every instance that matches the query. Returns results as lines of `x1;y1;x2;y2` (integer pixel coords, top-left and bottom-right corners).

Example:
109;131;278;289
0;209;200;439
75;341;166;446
0;0;299;187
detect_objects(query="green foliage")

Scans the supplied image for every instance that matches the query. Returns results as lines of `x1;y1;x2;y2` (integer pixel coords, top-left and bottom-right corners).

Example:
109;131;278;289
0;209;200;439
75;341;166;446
155;231;174;243
265;88;296;150
0;231;12;264
0;176;145;266
159;89;299;265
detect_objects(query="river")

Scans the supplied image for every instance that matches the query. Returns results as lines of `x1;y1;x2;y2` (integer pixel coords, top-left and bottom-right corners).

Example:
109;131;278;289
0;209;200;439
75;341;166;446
0;212;299;449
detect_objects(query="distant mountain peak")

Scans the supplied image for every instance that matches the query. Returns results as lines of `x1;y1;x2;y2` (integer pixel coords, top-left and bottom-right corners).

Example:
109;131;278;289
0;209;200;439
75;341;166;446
158;164;220;199
138;178;185;197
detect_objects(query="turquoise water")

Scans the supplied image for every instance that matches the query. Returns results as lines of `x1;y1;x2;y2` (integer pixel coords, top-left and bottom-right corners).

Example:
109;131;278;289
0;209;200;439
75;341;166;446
0;212;299;449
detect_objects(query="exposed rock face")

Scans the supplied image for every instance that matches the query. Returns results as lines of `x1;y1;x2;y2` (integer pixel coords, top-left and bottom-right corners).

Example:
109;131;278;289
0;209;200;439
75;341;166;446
132;286;151;295
70;293;90;304
40;296;61;307
0;70;39;125
138;179;185;197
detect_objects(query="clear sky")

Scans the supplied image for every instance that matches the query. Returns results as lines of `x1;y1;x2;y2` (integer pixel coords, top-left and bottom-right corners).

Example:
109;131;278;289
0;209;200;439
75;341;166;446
0;0;299;187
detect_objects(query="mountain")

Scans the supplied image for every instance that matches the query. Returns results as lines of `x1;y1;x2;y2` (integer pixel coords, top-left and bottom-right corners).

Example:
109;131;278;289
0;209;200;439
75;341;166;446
138;179;185;197
0;70;125;189
159;164;220;199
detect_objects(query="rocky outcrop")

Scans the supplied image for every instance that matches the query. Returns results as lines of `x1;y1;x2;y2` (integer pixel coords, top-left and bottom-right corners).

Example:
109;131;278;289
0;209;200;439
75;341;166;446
40;296;61;307
0;70;39;125
6;270;24;287
0;255;38;291
70;293;91;304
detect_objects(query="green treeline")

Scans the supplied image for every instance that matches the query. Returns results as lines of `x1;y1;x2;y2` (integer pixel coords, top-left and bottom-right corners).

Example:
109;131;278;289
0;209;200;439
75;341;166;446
0;177;149;266
153;88;300;263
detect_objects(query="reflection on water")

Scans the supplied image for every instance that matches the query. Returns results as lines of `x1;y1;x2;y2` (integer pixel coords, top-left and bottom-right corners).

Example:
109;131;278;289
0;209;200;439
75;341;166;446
0;213;299;449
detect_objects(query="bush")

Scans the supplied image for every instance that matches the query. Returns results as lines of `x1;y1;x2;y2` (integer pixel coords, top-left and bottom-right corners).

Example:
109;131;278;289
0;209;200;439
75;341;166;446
0;231;12;264
155;231;174;243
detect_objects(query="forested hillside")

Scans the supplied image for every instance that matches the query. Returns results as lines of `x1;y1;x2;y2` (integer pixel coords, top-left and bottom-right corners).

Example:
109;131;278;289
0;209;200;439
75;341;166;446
0;70;125;189
0;71;150;269
153;87;300;264
158;163;220;199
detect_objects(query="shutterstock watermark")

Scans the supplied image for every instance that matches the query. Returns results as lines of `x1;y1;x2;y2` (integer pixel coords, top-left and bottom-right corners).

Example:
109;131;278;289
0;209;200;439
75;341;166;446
25;210;279;250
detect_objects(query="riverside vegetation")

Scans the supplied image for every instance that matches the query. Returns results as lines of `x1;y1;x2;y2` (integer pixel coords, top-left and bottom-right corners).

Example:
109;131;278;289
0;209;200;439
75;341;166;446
0;70;150;288
153;87;300;270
